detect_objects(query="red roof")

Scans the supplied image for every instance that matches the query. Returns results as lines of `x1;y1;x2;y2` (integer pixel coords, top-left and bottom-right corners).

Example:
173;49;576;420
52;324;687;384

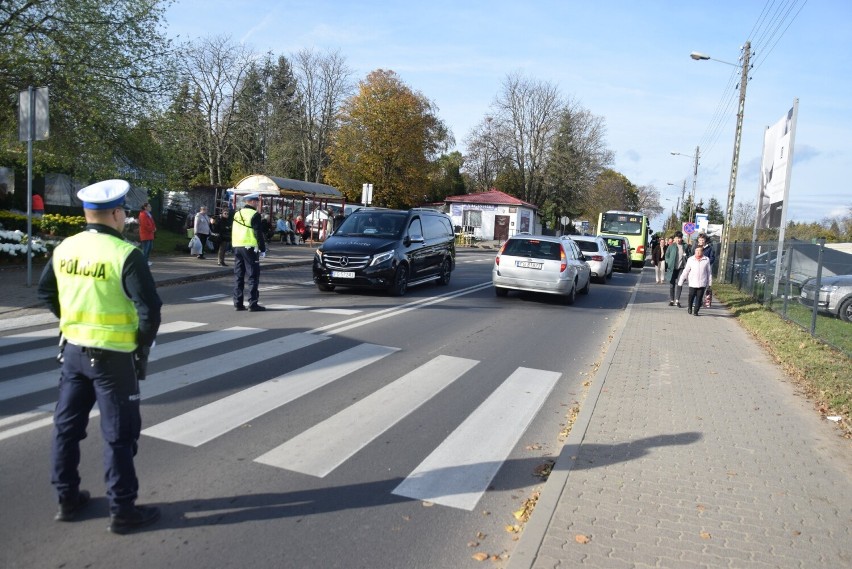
444;189;537;209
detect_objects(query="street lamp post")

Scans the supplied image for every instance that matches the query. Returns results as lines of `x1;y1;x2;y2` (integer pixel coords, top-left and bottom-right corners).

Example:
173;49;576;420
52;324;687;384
671;147;700;225
666;181;686;220
691;42;752;282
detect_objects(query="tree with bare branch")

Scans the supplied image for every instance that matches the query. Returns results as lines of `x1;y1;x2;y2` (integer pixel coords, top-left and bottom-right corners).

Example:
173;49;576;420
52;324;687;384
178;35;256;186
291;49;353;183
491;72;564;206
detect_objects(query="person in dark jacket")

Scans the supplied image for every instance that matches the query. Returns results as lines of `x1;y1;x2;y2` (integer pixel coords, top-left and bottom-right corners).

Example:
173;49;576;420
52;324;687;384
664;231;692;307
651;236;665;284
37;179;162;534
214;208;233;266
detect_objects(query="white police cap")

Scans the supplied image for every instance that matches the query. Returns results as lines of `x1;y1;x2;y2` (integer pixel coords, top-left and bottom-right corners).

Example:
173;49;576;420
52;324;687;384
77;179;130;210
243;193;260;201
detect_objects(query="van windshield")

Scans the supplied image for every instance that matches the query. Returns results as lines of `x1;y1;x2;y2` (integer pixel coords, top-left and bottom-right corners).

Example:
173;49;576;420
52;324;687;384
334;212;407;238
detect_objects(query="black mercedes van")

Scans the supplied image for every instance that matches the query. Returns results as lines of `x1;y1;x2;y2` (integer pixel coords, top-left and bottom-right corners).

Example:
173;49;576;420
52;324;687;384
312;208;455;296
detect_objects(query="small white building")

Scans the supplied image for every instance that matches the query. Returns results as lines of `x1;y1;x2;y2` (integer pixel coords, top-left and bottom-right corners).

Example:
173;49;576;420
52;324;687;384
444;189;540;242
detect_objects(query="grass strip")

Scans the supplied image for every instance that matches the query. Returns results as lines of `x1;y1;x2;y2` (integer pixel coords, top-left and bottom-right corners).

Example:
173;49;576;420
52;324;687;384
714;283;851;438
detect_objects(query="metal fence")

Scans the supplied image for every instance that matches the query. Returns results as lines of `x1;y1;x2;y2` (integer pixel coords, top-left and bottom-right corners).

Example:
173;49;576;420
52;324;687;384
722;239;852;355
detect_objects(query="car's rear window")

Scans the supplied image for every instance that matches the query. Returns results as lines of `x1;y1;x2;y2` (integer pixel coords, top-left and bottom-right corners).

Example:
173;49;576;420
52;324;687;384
575;241;598;253
605;239;625;253
502;239;562;261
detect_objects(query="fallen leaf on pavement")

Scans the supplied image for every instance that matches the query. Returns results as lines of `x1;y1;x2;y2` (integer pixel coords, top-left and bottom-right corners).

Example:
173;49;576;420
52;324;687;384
472;552;489;561
575;534;590;544
700;531;712;539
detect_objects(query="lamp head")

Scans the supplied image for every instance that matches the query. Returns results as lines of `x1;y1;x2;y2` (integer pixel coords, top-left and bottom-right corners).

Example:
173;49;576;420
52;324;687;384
690;51;711;61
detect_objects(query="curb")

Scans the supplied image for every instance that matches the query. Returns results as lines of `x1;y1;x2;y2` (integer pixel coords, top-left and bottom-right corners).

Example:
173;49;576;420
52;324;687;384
507;271;642;569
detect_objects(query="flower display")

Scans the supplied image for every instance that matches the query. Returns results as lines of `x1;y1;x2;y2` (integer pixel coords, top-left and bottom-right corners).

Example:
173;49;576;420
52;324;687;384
0;229;58;262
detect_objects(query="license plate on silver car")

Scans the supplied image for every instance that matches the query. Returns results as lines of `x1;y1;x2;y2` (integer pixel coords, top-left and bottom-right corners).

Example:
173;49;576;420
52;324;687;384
516;261;543;269
331;271;355;278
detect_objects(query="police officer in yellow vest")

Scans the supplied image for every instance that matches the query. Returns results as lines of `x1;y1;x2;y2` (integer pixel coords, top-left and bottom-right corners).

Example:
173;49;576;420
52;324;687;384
231;193;267;311
37;179;163;534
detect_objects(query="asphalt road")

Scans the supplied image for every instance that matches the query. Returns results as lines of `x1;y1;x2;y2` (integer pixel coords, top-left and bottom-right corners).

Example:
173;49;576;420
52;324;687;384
0;251;639;569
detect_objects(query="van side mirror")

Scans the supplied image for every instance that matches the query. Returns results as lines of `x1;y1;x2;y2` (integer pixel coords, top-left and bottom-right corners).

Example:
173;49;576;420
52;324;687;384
408;233;424;244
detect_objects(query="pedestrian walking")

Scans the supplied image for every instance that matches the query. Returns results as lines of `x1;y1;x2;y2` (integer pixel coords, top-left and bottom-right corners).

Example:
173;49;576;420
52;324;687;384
651;236;665;284
695;233;716;268
664;231;691;307
678;244;713;315
193;206;212;259
214;208;233;266
37;179;163;534
138;202;156;266
232;194;267;312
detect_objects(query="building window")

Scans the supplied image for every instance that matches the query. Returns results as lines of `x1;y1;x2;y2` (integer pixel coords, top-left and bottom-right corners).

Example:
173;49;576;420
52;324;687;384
463;209;482;228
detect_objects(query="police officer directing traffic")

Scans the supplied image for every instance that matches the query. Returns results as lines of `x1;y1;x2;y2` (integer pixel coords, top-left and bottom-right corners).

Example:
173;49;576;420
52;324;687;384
232;193;267;311
37;179;163;534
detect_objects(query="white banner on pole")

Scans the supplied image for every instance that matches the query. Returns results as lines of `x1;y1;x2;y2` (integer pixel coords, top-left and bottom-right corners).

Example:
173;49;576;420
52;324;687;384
756;103;797;230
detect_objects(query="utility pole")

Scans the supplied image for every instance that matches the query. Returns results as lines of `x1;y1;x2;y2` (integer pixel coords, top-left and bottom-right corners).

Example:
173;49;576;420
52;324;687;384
718;41;751;282
689;145;700;224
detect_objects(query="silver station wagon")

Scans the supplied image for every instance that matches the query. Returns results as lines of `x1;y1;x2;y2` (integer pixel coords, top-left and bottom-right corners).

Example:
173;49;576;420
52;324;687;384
492;234;591;304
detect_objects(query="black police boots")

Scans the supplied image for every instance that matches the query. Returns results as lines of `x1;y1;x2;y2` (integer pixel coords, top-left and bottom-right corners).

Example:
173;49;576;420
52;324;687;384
109;505;161;534
55;489;91;521
248;304;266;312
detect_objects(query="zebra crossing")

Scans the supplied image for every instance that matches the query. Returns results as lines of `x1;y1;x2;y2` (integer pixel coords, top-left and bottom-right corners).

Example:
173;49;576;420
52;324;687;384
1;303;561;511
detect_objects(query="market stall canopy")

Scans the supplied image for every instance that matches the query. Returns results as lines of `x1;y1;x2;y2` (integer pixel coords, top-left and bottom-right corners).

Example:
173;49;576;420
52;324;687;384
233;175;342;199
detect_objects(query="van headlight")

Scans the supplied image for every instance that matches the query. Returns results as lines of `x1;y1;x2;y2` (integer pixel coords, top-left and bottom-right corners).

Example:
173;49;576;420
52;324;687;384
370;250;395;266
315;249;323;264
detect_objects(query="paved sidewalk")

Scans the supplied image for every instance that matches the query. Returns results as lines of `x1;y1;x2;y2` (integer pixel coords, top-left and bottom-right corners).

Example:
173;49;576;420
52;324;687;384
510;272;852;568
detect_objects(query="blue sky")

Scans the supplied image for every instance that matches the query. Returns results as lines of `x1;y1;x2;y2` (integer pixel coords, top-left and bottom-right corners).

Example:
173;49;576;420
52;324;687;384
165;0;851;230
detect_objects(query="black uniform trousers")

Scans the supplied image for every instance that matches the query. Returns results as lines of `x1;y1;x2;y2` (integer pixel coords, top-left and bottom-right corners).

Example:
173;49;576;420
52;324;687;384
233;246;261;307
52;343;140;514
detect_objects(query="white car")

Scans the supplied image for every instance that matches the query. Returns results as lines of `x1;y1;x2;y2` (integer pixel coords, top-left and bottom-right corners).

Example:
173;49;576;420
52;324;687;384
493;234;591;304
569;235;614;283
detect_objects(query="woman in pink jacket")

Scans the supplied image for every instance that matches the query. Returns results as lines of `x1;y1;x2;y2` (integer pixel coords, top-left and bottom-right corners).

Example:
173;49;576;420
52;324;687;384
138;202;156;266
677;245;712;316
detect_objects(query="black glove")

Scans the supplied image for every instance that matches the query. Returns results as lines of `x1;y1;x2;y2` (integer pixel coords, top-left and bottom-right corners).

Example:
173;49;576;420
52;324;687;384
134;345;150;380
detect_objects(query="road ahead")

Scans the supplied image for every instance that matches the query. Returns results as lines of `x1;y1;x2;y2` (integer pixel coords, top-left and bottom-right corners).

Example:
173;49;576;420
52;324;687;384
0;251;639;569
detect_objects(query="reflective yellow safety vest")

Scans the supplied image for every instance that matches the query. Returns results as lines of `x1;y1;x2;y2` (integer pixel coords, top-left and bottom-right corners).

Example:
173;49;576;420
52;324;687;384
54;231;139;352
232;207;258;248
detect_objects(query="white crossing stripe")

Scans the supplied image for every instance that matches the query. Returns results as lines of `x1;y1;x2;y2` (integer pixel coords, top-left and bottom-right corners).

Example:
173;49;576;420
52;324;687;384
148;326;262;362
0;321;206;370
0;312;57;333
255;355;478;477
132;332;327;402
392;367;561;510
144;343;399;447
190;294;228;301
0;344;56;369
0;321;206;401
3;331;326;442
213;299;362;315
0;328;57;348
311;308;361;315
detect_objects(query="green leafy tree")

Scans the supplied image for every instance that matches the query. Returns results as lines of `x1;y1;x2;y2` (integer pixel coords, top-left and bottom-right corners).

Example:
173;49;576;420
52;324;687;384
0;0;174;179
427;151;466;202
325;69;452;208
582;169;639;224
543;104;614;227
706;196;724;224
153;82;208;188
